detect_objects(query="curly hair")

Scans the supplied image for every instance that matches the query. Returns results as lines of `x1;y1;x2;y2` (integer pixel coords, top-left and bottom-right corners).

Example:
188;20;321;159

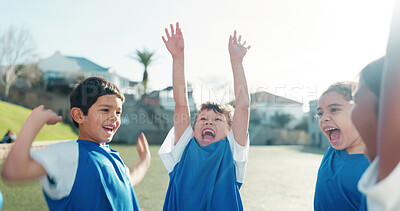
193;101;234;128
321;81;357;101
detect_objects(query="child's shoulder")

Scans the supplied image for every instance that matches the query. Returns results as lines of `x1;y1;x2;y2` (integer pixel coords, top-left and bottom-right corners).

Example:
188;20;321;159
41;140;78;151
323;147;347;158
324;147;368;161
340;152;369;170
31;140;78;160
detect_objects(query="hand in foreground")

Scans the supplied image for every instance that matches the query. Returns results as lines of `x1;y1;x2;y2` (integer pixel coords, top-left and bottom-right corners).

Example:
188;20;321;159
136;132;151;164
32;105;63;125
129;132;151;186
162;22;184;57
229;30;250;61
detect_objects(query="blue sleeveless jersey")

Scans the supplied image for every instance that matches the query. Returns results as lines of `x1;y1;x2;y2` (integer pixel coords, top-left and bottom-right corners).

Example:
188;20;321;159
314;147;369;211
43;140;140;211
163;137;243;211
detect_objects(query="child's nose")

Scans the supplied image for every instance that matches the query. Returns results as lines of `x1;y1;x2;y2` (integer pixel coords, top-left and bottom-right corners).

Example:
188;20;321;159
321;113;331;121
109;112;118;120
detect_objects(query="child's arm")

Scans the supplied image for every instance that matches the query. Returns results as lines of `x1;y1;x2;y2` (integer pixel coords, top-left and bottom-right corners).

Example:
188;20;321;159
2;105;62;181
162;22;190;145
229;31;251;147
378;62;400;182
377;3;400;181
129;132;151;186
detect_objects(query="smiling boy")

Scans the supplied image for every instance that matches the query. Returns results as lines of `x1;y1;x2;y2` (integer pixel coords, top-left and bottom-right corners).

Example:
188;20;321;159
2;77;151;210
158;22;250;210
314;82;369;210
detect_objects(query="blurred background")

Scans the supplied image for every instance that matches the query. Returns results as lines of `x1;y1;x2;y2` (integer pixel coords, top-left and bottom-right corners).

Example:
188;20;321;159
0;0;395;210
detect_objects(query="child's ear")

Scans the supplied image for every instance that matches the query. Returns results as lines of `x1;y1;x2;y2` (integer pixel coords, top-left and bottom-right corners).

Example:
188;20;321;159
71;107;85;124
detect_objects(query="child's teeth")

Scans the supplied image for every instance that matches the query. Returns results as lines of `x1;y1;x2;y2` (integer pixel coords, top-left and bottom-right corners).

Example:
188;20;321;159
202;129;215;136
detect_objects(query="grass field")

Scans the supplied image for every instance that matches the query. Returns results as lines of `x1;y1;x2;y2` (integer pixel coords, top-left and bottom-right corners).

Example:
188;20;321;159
0;101;77;141
0;144;325;211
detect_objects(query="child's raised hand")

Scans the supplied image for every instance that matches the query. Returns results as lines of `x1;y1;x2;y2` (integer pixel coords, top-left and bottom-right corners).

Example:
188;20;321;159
162;22;184;57
32;105;62;125
129;132;151;186
229;30;250;61
136;132;151;163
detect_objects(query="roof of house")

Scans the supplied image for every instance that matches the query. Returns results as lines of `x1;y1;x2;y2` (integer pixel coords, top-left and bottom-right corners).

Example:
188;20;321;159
39;51;109;73
251;91;302;105
66;56;108;72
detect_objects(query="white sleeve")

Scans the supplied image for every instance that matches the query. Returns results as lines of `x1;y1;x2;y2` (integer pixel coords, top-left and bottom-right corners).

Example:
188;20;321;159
227;129;250;184
358;157;400;211
158;126;193;173
30;140;79;200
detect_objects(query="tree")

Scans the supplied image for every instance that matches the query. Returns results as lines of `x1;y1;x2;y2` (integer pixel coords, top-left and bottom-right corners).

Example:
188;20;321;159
271;111;294;128
14;63;43;89
0;26;37;98
294;115;308;132
129;48;155;94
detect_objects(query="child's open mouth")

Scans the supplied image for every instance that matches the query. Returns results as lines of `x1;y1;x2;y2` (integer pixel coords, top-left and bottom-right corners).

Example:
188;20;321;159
202;129;215;143
325;127;340;144
103;125;115;134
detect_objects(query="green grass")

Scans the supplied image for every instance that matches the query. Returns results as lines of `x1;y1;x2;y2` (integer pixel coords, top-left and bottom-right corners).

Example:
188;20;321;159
0;101;77;141
0;180;47;211
0;145;168;211
111;144;169;210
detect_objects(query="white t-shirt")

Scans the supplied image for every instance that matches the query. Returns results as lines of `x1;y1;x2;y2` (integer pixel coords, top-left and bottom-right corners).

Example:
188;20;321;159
30;140;79;200
158;125;250;183
358;156;400;211
30;140;130;200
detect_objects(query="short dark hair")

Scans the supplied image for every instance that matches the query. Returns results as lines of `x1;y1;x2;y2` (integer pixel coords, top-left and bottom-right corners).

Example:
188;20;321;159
360;57;384;98
193;101;234;128
321;81;357;101
70;77;125;128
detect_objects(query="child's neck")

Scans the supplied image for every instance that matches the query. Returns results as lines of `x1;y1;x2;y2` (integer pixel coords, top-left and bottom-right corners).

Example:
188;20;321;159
345;136;366;155
78;138;107;146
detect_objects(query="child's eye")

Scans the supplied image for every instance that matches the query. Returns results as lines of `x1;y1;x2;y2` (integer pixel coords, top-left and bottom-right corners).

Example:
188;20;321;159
215;118;222;121
331;108;340;113
200;117;206;121
316;112;323;118
101;109;109;112
116;111;121;115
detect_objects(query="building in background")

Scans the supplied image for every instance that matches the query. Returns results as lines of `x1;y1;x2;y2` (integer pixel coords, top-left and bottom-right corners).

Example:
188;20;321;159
249;91;308;145
39;51;135;93
250;91;304;129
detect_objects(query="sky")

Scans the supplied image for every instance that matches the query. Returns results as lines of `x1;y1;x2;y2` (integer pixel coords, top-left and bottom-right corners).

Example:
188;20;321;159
0;0;395;111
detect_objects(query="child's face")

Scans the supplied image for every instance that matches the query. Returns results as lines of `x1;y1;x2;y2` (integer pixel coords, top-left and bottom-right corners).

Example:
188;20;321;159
351;80;378;161
193;109;230;147
78;94;122;145
317;91;361;151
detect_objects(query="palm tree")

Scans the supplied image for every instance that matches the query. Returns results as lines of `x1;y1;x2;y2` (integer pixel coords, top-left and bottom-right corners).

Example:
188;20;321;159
130;48;155;94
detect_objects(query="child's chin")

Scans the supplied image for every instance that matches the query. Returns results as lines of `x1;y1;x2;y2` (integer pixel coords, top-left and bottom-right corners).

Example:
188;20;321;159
100;138;113;144
198;138;215;146
204;139;215;144
330;141;345;150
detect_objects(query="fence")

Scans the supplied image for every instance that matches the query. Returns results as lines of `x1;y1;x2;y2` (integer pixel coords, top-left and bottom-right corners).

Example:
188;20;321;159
0;140;67;160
